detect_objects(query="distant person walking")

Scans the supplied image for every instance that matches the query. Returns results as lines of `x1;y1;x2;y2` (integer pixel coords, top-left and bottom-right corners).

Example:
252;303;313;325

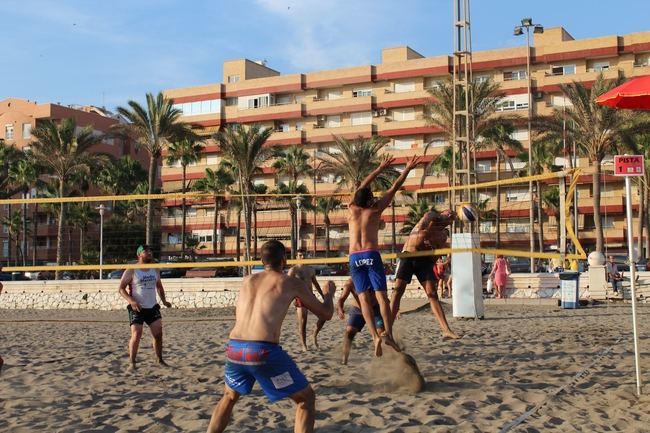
489;255;510;299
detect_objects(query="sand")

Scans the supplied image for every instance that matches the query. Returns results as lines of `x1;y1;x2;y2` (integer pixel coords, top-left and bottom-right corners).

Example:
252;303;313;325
1;303;650;432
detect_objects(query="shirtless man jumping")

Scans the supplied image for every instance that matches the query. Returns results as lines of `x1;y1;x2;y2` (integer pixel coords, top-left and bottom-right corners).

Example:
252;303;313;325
288;251;325;351
390;209;459;340
348;155;420;356
336;278;384;365
206;240;334;433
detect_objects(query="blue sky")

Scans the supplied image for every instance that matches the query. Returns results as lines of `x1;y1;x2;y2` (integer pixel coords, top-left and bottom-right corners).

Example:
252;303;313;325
0;0;647;110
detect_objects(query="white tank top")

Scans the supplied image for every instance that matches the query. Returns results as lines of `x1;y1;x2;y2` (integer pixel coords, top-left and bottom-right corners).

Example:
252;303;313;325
131;269;159;309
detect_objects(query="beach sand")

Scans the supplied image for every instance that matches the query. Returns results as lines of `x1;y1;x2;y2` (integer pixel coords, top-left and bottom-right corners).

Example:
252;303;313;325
1;303;649;432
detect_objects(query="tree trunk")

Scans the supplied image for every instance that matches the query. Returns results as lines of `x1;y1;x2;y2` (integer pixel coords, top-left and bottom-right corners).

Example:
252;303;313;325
593;162;604;253
253;204;258;259
146;155;157;245
79;225;85;263
290;205;296;259
15;236;21;267
244;198;252;271
6;232;12;267
325;221;330;258
22;194;27;267
67;225;72;264
181;164;187;259
236;209;241;262
637;178;644;260
32;203;38;266
56;182;65;279
495;153;501;249
537;180;544;254
212;196;218;255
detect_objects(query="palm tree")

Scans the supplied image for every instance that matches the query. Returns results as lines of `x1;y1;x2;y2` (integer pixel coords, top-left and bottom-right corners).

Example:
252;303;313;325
426;146;453;204
0;140;23;199
251;183;268;259
114;92;196;245
319;136;398;189
96;157;148;205
315;197;341;257
8;157;41;266
400;199;434;235
273;146;312;258
194;166;234;255
67;203;99;261
29;119;107;278
215;124;273;263
478;120;524;248
621;129;650;260
534;74;647;252
166;138;205;256
422;78;503;188
275;181;310;258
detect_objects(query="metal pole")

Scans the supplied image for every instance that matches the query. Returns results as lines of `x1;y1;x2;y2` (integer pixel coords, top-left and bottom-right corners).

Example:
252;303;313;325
99;204;104;280
624;176;643;396
526;27;535;273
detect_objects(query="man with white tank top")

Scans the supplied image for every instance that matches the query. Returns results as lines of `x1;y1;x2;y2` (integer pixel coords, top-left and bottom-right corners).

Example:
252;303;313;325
118;245;172;370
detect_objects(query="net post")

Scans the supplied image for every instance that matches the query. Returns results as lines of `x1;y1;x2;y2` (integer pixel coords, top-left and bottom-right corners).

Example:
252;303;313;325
559;176;567;264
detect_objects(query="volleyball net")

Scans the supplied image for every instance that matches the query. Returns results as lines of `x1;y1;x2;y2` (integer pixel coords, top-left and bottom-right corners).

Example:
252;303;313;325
0;169;585;275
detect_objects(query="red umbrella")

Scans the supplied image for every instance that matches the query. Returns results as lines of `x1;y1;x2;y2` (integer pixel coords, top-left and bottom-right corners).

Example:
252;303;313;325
595;75;650;110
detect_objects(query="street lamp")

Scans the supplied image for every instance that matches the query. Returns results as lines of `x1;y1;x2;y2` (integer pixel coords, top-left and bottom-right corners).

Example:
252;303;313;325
514;17;544;272
97;204;105;279
293;196;303;256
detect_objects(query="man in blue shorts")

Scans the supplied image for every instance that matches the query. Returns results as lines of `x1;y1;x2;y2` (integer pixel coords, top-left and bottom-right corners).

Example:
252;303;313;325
206;240;334;433
347;154;420;356
336;278;385;365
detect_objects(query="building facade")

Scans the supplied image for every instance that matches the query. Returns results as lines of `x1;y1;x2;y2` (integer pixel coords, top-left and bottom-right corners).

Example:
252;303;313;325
161;27;650;259
0;98;147;265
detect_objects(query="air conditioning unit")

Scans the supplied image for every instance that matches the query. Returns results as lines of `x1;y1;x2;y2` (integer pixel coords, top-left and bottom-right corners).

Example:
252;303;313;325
372;110;379;117
533;91;544;100
379;108;388;116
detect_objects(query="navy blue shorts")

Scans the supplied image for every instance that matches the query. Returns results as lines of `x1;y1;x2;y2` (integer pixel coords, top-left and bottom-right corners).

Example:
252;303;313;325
349;250;387;294
224;339;309;402
347;305;384;332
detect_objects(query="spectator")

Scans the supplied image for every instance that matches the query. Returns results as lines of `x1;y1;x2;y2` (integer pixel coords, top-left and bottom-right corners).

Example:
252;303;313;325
606;255;623;295
489;255;510;299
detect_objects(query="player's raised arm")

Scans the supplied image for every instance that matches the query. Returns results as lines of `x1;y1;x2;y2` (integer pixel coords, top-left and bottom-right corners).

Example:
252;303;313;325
352;156;395;203
337;279;353;320
375;155;421;211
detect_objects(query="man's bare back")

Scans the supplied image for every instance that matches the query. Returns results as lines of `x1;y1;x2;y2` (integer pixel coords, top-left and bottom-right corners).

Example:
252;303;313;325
348;206;382;253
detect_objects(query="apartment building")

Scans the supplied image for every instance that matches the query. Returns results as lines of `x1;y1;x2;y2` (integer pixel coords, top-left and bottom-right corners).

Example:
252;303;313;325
162;27;650;258
0;98;147;264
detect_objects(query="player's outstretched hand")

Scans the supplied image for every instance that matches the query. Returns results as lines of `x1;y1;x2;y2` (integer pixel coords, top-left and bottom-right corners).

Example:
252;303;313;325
379;155;395;170
162;300;172;308
405;155;422;171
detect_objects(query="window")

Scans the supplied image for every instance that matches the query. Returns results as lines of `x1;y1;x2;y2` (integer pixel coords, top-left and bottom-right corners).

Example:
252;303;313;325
506;161;526;172
167;234;179;245
253;178;266;186
173;99;221;115
276;123;290;132
602;216;615;229
476;160;491;173
480;221;495;234
192;230;213;243
389;138;415;150
4;124;14;140
36;237;49;248
295;122;303;131
2;224;7;234
206;155;219;165
247;95;271;109
550;95;572;107
432;193;446;204
394;81;416;93
506;219;530;233
227;75;240;83
186;208;197;218
551;64;576;76
424;78;443;89
22;123;32;139
478;192;491;202
394;164;417;178
506;189;529;202
392;107;415;121
326;115;341;128
350;112;371;126
427;138;447;148
590;61;610;72
226;97;238;106
503;70;527;81
2;240;8;257
327;90;343;100
275;94;292;105
496;94;529;111
352;87;372;97
634;54;650;67
473;75;489;84
510;129;529;141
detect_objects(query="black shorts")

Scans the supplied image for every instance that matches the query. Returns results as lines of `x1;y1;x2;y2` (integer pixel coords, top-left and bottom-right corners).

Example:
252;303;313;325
395;256;436;285
127;304;162;326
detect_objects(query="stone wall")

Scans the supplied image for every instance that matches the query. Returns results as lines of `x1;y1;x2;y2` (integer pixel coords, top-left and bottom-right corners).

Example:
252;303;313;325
2;272;648;310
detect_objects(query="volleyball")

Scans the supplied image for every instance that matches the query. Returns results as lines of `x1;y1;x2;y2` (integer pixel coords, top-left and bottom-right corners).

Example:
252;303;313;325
457;203;479;222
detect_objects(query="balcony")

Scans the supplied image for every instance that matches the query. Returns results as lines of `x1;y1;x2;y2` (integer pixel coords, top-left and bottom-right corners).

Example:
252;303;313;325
377;116;438;137
266;129;304;147
229;102;304;123
307;124;374;143
304;96;372;116
375;89;431;109
539;68;620;88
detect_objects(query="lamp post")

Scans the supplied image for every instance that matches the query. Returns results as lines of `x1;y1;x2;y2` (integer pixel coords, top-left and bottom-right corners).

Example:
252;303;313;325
97;204;105;279
293;196;303;256
514;17;544;272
